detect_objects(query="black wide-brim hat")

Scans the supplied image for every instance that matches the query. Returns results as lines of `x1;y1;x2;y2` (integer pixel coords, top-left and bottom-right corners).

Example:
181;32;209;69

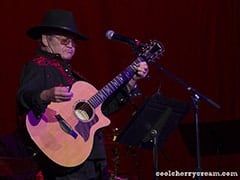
27;9;88;40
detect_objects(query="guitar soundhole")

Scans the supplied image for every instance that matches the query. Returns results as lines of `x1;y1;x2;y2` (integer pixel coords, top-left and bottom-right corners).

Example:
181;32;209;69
73;101;94;122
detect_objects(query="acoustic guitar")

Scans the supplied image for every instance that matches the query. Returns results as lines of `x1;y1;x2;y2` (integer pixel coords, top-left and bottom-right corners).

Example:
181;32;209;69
26;40;164;167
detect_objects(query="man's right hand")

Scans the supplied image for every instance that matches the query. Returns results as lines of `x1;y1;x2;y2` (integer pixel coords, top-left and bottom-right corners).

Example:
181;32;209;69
40;86;73;102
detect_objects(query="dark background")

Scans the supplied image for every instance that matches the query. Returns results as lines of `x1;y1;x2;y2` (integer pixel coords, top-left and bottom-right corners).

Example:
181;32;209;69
0;0;239;179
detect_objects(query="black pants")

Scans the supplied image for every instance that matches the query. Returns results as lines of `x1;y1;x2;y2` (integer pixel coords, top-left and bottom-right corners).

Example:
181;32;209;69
41;159;109;180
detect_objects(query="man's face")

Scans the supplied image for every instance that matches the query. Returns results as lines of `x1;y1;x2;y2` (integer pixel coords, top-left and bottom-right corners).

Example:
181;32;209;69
43;34;77;60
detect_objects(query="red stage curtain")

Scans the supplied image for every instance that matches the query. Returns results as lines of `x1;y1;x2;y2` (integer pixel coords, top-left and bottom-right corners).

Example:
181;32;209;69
0;0;239;179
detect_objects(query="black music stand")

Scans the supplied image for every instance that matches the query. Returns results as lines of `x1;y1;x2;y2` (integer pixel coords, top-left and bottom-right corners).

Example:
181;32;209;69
116;92;190;179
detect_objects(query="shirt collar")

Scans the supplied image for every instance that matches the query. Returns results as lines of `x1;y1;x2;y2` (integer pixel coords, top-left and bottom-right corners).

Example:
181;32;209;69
35;49;71;66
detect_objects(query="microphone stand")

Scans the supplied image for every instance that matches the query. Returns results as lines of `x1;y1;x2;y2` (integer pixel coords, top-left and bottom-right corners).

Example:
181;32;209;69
150;129;159;180
155;65;220;180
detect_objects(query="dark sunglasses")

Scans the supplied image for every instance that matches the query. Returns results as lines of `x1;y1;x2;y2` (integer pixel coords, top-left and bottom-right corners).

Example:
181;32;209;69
53;35;77;47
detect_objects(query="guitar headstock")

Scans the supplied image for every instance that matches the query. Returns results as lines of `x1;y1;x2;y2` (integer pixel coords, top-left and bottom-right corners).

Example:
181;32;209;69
137;40;165;63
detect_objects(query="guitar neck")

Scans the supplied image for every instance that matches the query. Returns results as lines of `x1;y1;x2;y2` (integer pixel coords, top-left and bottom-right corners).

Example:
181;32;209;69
88;57;144;108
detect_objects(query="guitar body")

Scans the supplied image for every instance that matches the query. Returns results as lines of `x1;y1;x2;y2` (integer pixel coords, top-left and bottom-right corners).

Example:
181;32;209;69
26;81;111;167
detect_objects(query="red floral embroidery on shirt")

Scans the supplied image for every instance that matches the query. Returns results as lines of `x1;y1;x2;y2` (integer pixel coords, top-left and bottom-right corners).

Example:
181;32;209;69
33;56;74;85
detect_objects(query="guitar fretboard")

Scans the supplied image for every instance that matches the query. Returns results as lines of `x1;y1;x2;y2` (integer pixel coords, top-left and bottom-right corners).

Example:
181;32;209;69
88;57;143;108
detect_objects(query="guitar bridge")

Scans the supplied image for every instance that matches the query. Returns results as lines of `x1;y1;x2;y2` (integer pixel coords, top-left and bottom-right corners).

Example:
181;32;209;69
55;114;78;139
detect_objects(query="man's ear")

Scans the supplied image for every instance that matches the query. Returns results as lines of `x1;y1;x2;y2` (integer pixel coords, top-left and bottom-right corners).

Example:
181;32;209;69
41;35;49;47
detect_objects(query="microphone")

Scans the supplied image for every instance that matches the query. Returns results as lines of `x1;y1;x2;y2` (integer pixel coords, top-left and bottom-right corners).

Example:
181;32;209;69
105;30;142;47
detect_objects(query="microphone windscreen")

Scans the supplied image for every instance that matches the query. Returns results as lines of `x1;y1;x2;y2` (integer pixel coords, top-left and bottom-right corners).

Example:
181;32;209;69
105;30;115;40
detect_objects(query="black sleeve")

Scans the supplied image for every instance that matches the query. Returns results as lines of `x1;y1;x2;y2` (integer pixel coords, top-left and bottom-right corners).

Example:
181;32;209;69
16;62;50;118
101;85;141;116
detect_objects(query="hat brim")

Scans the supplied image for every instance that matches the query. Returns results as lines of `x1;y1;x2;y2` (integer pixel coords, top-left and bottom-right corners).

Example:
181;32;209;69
27;26;88;40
